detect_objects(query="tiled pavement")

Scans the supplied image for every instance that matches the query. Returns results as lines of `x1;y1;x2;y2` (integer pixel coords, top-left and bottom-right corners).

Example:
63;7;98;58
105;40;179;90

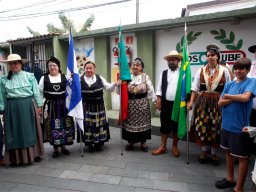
0;112;254;192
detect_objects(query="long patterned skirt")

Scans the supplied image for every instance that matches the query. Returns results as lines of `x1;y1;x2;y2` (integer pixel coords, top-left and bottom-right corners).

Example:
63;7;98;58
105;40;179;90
190;92;221;147
122;97;151;143
4;97;44;165
78;101;110;145
43;99;74;147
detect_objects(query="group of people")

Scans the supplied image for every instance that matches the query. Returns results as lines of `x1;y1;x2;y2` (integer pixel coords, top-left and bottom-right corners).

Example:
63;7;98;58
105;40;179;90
0;42;255;192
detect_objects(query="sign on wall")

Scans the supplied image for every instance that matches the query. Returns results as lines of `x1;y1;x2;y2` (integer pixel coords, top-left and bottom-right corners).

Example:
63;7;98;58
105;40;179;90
74;38;95;75
155;18;256;86
110;33;137;110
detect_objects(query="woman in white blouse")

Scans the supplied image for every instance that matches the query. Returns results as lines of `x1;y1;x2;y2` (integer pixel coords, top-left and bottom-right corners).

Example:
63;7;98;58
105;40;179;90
79;61;118;153
39;56;74;158
123;58;156;152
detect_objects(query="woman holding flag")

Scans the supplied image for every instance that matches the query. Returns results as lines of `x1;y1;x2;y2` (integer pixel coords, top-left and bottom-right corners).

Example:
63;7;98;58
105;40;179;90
79;61;118;153
39;56;74;158
121;58;156;152
187;44;231;165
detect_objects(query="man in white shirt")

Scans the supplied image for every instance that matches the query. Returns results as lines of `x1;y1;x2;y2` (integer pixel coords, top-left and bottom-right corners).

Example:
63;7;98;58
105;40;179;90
152;50;182;157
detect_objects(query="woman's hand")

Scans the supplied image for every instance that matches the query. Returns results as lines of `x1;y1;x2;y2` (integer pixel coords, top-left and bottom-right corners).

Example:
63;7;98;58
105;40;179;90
155;98;162;110
242;127;249;133
38;107;42;115
187;101;193;111
116;80;122;86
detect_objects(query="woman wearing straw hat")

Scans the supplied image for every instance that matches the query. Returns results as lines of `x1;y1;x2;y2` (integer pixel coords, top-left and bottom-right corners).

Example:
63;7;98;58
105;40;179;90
187;44;231;166
39;56;74;158
0;53;44;166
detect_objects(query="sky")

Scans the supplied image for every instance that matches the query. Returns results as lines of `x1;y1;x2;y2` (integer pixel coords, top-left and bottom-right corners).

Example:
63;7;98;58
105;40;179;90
0;0;210;42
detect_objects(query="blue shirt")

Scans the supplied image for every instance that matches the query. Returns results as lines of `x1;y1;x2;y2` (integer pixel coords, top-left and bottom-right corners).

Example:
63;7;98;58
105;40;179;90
221;78;256;133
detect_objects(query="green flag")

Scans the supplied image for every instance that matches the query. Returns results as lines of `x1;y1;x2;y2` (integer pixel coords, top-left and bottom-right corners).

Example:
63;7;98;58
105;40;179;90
171;33;192;139
118;25;131;81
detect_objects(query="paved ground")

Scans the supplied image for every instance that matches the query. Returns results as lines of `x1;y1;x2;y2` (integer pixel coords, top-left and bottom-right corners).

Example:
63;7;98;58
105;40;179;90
0;112;254;192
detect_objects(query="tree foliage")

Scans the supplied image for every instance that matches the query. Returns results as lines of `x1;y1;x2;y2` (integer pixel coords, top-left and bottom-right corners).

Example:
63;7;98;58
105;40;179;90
27;13;95;36
26;26;41;36
79;14;95;33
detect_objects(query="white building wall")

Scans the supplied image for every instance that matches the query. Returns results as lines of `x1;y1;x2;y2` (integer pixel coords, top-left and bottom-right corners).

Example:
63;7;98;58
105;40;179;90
155;17;256;87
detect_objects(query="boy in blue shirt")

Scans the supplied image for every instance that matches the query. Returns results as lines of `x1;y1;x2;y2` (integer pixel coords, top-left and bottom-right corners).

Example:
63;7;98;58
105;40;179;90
215;58;256;192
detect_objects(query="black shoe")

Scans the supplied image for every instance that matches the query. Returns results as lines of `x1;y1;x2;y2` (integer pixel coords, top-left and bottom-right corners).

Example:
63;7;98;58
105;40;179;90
215;178;236;189
34;156;41;162
198;155;209;164
125;144;134;151
61;149;70;155
88;145;94;153
94;144;102;151
52;151;59;158
211;158;220;166
140;145;148;152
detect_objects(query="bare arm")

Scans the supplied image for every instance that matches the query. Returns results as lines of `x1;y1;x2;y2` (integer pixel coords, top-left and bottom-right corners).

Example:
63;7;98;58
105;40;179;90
224;92;252;102
155;95;162;110
218;97;232;107
187;91;197;111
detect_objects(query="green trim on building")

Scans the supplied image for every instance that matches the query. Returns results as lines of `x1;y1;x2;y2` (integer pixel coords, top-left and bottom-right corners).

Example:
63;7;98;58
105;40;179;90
53;36;68;73
94;36;112;110
136;30;156;116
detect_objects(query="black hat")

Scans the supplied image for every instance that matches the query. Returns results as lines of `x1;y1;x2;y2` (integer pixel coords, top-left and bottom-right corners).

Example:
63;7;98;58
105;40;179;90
46;56;60;68
248;45;256;53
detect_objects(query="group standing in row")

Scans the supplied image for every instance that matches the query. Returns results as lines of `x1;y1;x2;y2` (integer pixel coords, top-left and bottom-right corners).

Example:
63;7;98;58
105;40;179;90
0;45;255;192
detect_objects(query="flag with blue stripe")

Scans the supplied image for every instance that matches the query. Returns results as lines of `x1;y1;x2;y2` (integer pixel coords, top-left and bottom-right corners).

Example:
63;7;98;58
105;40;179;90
66;31;84;132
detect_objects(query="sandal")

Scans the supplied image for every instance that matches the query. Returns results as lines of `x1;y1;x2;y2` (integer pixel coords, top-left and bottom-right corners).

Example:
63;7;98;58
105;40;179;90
61;148;70;155
52;151;59;158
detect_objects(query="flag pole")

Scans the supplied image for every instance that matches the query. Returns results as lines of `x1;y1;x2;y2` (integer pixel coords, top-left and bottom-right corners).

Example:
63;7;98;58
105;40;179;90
67;24;84;157
75;117;84;157
117;22;131;156
120;83;124;156
119;18;124;156
184;22;190;164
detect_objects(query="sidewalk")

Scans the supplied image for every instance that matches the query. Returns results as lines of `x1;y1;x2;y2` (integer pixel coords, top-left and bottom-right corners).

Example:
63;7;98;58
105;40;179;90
0;126;254;191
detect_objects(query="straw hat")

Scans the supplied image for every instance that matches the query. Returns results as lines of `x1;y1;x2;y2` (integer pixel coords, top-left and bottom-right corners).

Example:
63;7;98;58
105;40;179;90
1;54;27;63
163;50;182;60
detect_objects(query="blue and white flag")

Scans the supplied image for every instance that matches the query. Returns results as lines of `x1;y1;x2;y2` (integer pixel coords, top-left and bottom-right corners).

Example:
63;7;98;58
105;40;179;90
66;31;84;132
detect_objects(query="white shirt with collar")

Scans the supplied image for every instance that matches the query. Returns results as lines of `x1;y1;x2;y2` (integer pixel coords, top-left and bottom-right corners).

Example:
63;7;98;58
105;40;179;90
83;74;117;91
156;68;179;101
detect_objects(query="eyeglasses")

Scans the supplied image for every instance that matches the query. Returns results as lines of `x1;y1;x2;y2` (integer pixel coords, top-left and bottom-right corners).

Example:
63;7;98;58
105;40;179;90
48;63;58;68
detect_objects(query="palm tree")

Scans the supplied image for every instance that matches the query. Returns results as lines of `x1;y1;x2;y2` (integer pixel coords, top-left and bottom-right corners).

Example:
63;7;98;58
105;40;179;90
27;13;95;36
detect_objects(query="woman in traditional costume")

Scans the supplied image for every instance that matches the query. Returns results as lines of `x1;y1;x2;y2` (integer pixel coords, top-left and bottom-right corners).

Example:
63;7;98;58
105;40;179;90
0;54;44;166
39;56;74;158
122;58;156;152
187;44;231;165
79;61;117;152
